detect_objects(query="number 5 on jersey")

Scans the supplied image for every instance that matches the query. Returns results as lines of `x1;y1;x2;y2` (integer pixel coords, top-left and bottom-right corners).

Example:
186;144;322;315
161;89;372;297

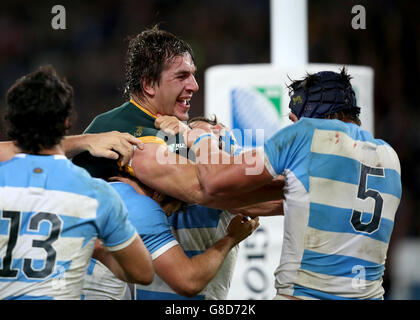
351;163;385;234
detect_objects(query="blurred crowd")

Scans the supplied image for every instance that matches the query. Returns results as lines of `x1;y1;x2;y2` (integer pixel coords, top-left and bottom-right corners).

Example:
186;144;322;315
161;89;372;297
0;0;418;299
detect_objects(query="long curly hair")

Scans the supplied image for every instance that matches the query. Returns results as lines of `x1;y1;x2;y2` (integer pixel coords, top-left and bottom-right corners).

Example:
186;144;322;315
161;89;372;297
124;25;195;99
5;65;74;154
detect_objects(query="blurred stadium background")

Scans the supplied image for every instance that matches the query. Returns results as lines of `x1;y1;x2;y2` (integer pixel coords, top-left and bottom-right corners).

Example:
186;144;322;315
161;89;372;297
0;0;418;299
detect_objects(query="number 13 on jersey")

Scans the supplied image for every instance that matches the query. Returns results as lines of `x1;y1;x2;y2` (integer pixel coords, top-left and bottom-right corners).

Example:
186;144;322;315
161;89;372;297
0;210;63;279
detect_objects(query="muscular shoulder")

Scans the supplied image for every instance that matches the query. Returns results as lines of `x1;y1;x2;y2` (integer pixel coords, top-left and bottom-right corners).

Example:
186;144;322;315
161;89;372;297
266;118;318;152
84;102;131;133
110;182;166;217
84;174;123;207
110;183;172;238
60;161;120;205
111;182;161;209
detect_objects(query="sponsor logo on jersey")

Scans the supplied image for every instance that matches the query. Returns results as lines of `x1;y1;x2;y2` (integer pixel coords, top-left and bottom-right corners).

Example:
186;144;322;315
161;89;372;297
134;126;143;137
167;143;187;153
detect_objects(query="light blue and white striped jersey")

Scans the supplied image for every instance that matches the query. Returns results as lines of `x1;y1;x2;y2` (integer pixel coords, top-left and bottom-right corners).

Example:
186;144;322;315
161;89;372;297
263;118;401;300
82;182;179;300
0;154;136;300
135;205;238;300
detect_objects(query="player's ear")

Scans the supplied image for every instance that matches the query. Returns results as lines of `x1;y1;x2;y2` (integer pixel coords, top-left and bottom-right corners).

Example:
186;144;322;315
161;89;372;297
151;191;164;203
142;78;155;97
289;112;298;123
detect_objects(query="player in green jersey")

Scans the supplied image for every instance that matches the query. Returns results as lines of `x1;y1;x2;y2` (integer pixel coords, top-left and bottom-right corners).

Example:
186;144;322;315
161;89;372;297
72;25;197;178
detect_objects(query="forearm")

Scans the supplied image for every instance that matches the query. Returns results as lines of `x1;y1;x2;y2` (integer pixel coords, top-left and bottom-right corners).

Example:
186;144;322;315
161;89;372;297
62;135;90;158
1;134;120;160
229;199;284;217
135;163;203;204
155;215;257;297
223;178;285;214
92;242;130;282
185;235;236;294
183;214;258;294
194;138;272;197
195;164;279;210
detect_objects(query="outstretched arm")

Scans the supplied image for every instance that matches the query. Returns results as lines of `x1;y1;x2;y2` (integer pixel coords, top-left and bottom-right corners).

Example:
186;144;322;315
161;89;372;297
229;199;284;217
63;131;143;166
131;143;282;208
1;131;143;166
155;116;276;198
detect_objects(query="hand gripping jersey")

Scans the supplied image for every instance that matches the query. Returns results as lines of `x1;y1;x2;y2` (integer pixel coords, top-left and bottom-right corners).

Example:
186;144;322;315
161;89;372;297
0;154;136;300
82;182;179;300
262;118;401;300
72;99;188;179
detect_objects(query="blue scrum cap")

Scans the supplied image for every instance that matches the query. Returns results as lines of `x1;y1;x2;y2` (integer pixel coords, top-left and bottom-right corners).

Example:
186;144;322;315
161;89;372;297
289;70;360;120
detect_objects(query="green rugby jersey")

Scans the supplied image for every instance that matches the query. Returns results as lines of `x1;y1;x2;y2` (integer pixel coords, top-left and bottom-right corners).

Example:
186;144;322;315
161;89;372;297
72;99;188;179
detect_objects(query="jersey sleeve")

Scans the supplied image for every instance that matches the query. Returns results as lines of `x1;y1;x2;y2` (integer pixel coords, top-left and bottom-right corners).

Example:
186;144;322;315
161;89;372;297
93;180;137;251
127;196;179;260
263;120;315;176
